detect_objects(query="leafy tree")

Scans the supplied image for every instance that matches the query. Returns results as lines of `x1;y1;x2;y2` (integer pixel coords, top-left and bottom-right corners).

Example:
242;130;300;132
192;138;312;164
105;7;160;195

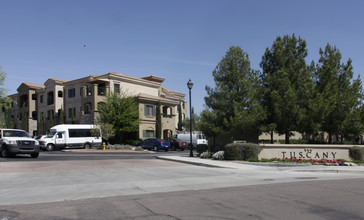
205;46;264;139
198;108;223;146
182;107;199;131
97;92;140;143
156;101;161;138
0;66;11;128
314;44;364;143
260;34;312;143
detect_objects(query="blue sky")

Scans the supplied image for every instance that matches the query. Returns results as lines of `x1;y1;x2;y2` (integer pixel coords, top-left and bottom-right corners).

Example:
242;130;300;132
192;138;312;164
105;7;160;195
1;0;364;114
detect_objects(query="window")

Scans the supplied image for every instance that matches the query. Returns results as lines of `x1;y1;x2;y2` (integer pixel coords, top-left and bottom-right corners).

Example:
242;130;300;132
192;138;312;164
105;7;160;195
40;95;43;103
143;130;155;138
58;91;63;97
47;92;54;105
114;83;120;93
32;94;37;100
57;133;63;138
144;105;155;117
98;83;106;96
80;87;83;97
68;129;95;137
68;88;76;98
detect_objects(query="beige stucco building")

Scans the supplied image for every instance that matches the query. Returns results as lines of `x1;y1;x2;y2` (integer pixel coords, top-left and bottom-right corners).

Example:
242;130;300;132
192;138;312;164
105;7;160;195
8;72;187;140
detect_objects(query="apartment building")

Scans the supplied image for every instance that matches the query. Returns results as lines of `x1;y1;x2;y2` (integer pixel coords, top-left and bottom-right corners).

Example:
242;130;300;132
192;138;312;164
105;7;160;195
8;72;187;140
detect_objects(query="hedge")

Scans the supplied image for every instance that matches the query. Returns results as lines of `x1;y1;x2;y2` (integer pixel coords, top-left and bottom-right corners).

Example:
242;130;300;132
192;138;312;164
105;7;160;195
224;143;261;160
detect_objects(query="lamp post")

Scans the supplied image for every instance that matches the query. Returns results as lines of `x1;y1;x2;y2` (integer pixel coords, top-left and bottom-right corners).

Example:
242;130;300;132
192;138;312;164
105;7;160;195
187;79;194;157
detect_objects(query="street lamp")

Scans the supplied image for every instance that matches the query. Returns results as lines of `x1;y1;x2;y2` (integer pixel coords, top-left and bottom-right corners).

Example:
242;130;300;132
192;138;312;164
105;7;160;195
187;79;194;157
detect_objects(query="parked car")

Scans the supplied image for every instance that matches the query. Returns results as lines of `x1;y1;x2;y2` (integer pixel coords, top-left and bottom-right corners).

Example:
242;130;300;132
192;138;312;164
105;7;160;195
166;138;188;151
0;129;40;158
137;138;170;151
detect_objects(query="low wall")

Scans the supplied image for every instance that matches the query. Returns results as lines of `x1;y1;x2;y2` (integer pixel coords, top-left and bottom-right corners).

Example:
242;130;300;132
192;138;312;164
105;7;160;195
258;144;356;161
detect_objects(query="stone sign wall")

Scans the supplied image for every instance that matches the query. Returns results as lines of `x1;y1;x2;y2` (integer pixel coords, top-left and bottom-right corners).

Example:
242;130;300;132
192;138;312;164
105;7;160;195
259;144;353;161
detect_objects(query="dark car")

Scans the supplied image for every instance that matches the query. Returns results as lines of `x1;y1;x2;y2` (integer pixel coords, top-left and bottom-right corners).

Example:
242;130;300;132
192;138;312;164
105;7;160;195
137;138;170;151
166;138;188;151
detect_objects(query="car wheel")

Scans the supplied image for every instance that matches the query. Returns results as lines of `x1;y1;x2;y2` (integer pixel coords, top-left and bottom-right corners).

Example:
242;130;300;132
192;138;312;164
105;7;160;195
31;153;39;158
1;146;12;158
181;147;185;151
171;146;175;151
154;146;159;151
165;148;169;152
46;144;55;151
84;143;91;149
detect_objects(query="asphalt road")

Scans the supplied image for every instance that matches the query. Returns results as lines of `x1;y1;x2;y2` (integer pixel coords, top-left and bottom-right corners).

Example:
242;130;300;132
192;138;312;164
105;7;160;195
1;151;364;219
0;149;190;161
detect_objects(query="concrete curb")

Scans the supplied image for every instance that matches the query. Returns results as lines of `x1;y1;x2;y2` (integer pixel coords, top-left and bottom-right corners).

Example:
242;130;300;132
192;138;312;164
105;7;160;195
156;156;364;174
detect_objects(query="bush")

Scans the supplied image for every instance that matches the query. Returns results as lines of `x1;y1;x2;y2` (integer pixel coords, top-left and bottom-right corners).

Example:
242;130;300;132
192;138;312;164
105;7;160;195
134;146;144;151
200;152;212;158
212;151;224;160
349;146;364;161
109;144;133;150
196;144;208;154
224;143;261;160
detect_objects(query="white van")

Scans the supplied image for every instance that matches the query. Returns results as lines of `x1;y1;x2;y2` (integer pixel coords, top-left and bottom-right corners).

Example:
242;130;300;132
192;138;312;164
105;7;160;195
39;124;102;151
175;132;208;148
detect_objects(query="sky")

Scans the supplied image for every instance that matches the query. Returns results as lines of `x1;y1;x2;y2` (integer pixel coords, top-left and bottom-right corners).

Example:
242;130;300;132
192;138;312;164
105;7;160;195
1;0;364;114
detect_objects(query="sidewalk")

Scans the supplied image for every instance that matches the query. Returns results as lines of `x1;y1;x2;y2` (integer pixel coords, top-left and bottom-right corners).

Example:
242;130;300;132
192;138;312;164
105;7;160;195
157;155;364;174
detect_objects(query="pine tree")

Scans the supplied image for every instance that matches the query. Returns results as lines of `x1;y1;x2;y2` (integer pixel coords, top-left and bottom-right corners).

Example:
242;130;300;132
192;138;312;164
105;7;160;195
260;34;312;144
205;46;264;137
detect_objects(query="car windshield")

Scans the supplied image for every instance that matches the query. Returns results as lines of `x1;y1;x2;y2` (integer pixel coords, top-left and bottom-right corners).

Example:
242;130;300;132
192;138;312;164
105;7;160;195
46;132;56;138
3;130;32;138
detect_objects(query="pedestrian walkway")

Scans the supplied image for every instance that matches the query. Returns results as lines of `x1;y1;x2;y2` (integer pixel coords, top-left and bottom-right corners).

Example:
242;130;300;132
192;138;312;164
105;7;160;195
157;155;364;174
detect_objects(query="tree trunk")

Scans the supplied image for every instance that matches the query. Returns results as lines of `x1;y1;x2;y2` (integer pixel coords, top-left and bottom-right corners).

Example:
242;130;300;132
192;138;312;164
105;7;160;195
270;132;274;144
285;131;290;144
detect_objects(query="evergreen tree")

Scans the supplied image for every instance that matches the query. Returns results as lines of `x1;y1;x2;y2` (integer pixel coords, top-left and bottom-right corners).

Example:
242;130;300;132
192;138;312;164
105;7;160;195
314;44;364;143
177;103;183;131
156;101;161;139
205;46;264;137
49;110;54;129
21;103;28;131
260;34;312;143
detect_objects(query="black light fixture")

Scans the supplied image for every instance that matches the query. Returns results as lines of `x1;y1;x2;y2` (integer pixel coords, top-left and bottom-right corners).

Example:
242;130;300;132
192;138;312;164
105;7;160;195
187;79;193;157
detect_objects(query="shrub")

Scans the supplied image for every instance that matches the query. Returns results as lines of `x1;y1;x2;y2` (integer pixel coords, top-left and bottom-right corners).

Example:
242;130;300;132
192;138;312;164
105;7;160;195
134;146;144;151
196;144;208;154
110;144;133;150
200;151;212;158
224;143;261;160
349;146;364;161
212;151;225;160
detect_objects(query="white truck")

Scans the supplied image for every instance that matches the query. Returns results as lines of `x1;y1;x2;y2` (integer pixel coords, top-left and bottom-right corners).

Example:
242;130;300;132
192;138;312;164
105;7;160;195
39;124;102;151
0;129;40;158
175;132;208;148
